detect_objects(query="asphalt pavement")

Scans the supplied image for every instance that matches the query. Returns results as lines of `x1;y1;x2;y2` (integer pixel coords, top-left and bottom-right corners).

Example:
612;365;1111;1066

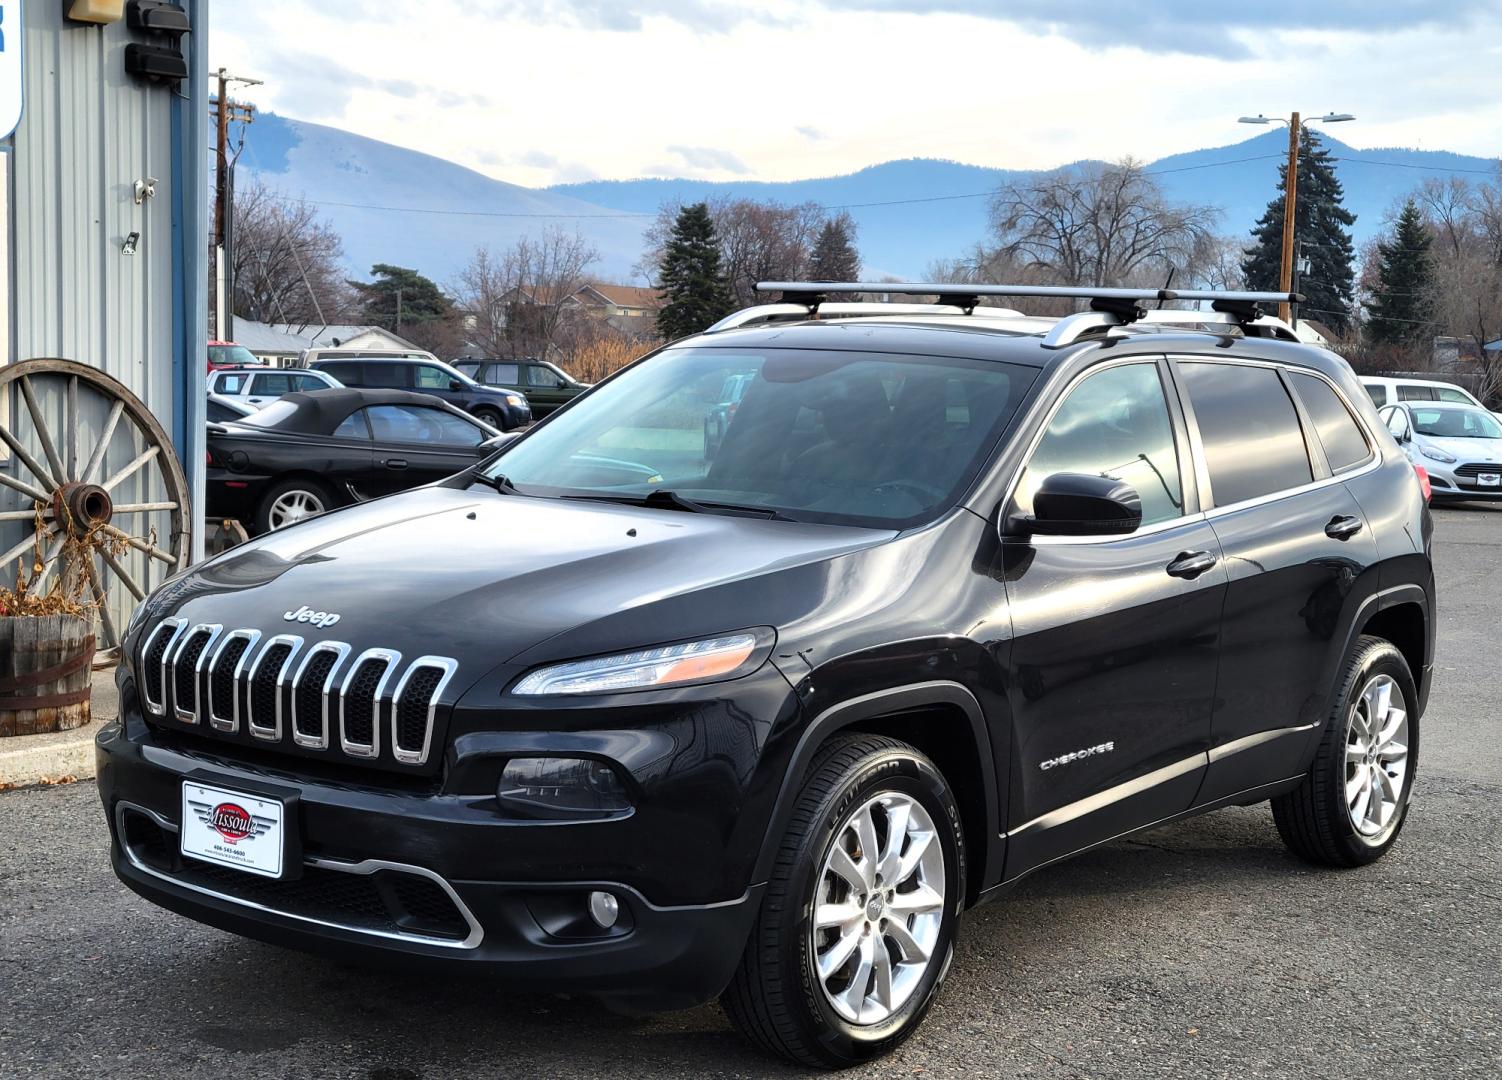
2;505;1499;1079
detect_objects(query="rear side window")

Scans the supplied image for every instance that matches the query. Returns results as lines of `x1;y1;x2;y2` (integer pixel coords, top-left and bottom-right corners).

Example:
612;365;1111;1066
320;362;364;387
484;362;520;385
216;373;248;394
361;362;410;388
1397;384;1435;401
1179;362;1313;507
1290;373;1371;473
334;411;371;439
1364;384;1387;406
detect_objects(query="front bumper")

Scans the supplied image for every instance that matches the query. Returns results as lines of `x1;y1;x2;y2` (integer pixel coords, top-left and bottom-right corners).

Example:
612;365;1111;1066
96;714;761;1010
1423;461;1502;499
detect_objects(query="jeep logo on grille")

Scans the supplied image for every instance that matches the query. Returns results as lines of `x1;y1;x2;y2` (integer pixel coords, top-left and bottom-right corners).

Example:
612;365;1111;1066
284;605;341;629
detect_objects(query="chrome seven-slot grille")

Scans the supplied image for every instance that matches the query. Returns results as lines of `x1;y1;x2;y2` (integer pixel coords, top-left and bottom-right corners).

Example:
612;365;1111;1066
138;618;458;767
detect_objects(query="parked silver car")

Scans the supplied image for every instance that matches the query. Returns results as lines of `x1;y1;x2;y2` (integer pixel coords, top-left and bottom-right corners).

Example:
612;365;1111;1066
1380;401;1502;501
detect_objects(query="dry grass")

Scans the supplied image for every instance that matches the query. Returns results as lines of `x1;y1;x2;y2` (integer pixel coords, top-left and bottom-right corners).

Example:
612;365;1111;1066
0;501;132;619
566;332;658;384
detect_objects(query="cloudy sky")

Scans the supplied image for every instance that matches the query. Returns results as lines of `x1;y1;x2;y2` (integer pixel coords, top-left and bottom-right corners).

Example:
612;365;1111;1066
212;1;1502;188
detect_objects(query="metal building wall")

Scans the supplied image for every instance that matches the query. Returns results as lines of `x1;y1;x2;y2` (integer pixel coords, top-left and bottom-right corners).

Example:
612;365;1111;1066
2;4;207;635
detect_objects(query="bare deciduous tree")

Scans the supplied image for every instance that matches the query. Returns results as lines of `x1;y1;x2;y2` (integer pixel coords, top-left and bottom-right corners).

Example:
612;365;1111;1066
986;159;1219;288
452;228;599;358
231;178;354;326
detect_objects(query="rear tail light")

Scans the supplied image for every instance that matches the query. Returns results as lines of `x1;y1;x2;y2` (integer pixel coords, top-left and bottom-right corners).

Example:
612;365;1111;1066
1413;464;1432;502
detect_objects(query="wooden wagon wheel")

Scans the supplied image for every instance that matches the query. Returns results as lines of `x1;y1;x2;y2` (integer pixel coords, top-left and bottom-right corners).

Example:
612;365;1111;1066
0;358;191;663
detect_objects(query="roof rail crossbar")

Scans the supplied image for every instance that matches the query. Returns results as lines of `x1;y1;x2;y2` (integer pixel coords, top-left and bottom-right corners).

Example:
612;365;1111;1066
705;302;1015;334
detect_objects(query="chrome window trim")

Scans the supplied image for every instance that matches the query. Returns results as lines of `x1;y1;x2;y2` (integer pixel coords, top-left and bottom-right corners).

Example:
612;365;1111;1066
338;648;402;759
997;354;1197;548
139;618;187;715
245;633;303;742
1000;353;1387;547
390;656;459;766
206;629;262;733
170;623;223;725
114;801;483;950
1006;753;1204;837
290;641;353;750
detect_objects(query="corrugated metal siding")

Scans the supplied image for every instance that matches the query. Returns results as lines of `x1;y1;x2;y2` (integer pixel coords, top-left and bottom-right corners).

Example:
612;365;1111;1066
2;7;197;635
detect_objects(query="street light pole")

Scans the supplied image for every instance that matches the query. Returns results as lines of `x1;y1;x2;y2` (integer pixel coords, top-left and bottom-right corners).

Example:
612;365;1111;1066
1238;112;1355;323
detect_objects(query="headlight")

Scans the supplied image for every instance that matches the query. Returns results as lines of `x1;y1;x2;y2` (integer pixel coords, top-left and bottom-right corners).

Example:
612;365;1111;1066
504;393;525;408
1420;444;1457;463
497;757;632;819
512;632;762;696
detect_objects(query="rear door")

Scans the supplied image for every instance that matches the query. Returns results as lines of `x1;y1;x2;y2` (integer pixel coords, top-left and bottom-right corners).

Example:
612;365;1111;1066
1002;358;1225;874
364;403;490;493
1174;359;1381;803
245;371;298;407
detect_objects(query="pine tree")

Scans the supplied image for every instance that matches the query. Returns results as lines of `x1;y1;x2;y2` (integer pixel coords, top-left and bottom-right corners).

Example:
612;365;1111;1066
1365;199;1434;346
350;264;451;332
1241;132;1357;333
656;204;732;340
809;213;861;282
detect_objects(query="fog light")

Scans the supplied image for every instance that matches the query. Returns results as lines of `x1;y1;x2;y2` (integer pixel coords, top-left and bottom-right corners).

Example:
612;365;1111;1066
588;890;620;929
496;757;633;820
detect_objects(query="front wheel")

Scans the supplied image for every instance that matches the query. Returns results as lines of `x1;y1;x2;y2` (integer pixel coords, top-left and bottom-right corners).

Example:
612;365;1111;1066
722;735;965;1068
1272;635;1419;867
472;406;508;431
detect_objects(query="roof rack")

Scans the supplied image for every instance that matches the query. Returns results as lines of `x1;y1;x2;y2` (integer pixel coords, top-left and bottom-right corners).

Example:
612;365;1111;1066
747;281;1304;344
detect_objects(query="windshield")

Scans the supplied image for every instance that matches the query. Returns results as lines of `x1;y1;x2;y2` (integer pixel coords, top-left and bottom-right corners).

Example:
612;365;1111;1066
1412;407;1502;439
210;345;259;366
484;346;1034;527
238;400;300;428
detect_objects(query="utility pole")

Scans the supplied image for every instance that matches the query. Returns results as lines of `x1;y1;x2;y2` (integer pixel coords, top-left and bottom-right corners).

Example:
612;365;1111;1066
210;68;263;340
1237;111;1356;323
1278;112;1300;325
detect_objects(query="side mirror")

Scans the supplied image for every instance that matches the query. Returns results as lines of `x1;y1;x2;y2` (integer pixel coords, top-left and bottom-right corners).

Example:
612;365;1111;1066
477;432;518;454
449;379;464;392
1011;473;1143;537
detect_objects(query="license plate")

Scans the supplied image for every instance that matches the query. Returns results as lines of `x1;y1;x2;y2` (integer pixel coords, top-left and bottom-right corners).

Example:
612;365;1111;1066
181;781;288;878
1478;473;1500;487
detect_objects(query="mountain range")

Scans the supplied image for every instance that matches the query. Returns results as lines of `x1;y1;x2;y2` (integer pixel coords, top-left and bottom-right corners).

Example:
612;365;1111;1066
236;113;1498;285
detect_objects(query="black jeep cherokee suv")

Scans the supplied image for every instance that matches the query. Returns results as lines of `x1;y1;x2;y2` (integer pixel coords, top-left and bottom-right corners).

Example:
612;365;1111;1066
98;283;1434;1068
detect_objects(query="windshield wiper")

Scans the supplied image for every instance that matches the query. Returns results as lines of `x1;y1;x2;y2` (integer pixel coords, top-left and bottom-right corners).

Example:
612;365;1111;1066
563;489;798;521
471;472;524;495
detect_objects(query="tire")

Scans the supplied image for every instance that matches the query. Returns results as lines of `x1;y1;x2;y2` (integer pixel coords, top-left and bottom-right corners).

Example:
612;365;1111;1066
254;477;334;535
722;735;965;1069
472;407;508;431
1272;635;1419;867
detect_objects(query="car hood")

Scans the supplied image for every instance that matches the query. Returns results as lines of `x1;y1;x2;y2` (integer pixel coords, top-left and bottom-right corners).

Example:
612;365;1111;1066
1415;434;1502;463
145;487;895;669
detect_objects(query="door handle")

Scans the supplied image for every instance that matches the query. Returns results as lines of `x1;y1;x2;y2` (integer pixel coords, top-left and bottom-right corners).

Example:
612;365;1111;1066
383;458;409;470
1325;515;1363;541
1166;550;1218;579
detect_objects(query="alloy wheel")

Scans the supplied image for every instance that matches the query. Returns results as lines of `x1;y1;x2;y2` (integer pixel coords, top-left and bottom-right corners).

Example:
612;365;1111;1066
811;792;946;1025
268;490;326;530
1346;673;1410;841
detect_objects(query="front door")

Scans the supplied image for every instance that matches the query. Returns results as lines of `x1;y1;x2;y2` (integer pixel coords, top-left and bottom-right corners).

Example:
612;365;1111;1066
1001;359;1224;876
524;363;570;416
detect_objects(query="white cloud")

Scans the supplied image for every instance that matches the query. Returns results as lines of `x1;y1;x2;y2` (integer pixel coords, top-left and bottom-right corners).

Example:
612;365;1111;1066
209;0;1502;188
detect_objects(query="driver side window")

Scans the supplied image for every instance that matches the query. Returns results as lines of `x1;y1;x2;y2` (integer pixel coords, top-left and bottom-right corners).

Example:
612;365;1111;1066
1385;409;1409;439
1015;363;1184;527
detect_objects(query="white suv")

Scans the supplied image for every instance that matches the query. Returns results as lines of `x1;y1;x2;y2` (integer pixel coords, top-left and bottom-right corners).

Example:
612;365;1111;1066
207;367;343;409
1360;375;1491;411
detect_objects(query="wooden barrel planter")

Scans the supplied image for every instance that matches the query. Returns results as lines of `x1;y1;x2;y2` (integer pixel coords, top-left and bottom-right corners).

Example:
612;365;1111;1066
0;616;95;736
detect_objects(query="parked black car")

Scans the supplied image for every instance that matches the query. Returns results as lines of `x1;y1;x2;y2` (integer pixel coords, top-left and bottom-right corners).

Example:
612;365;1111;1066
453;357;589;418
205;388;503;534
101;283;1434;1069
308;354;532;431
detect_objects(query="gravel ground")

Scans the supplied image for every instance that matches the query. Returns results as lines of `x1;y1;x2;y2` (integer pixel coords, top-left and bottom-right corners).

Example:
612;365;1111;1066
2;505;1499;1079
